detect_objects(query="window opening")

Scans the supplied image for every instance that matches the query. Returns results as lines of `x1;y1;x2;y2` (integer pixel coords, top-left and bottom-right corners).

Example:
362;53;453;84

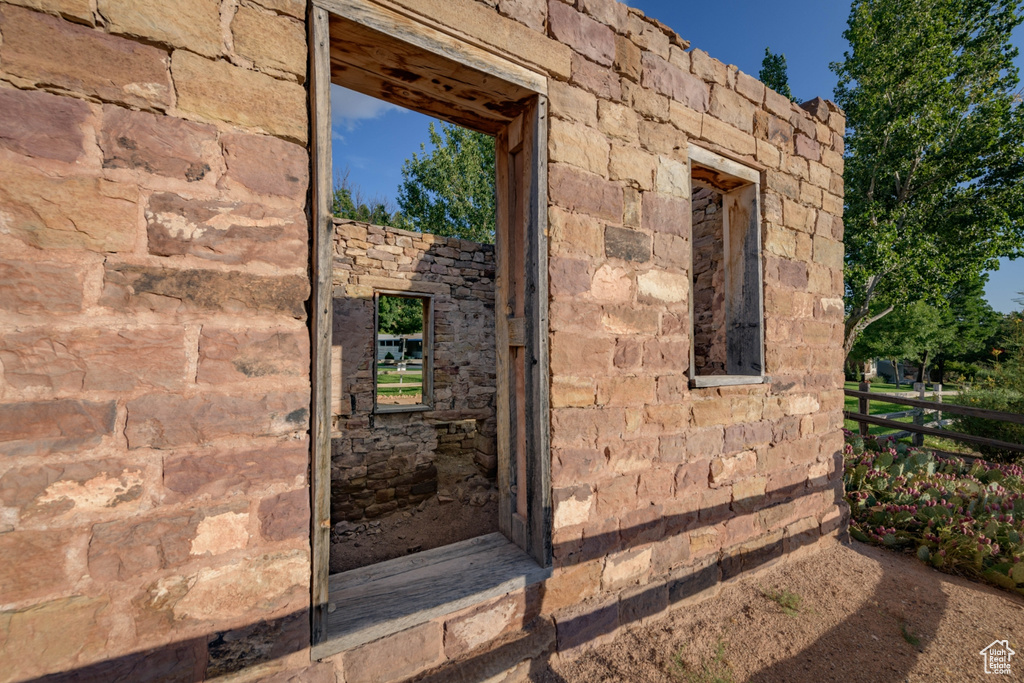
374;293;430;410
688;145;765;387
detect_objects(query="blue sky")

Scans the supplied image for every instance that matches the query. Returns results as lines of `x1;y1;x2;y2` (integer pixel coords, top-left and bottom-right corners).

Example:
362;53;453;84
330;0;1024;313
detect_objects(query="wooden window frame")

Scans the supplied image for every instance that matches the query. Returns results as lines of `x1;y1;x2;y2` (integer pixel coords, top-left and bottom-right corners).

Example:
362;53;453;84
372;290;434;414
307;0;551;655
687;144;766;388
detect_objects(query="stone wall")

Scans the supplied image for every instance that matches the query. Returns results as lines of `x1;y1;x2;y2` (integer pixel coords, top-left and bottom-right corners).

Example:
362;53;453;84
0;0;315;680
0;0;847;681
691;186;726;375
330;219;497;522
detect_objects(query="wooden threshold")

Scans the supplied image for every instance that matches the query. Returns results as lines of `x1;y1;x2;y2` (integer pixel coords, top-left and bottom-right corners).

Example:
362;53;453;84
690;375;767;388
313;533;551;659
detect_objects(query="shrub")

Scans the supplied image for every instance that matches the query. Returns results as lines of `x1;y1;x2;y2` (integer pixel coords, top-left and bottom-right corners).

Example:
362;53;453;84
843;432;1024;595
384;351;395;360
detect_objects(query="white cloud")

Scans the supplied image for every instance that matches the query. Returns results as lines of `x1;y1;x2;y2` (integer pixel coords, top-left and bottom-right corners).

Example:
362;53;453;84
331;85;404;132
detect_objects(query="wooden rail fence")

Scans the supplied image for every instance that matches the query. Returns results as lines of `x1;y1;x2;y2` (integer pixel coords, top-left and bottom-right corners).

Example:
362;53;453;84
844;381;1024;455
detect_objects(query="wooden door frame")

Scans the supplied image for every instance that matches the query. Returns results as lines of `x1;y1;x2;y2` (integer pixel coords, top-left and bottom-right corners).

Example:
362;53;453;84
307;0;550;648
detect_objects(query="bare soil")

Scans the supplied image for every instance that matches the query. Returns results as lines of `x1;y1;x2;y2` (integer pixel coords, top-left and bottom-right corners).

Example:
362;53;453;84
538;541;1024;683
330;445;498;573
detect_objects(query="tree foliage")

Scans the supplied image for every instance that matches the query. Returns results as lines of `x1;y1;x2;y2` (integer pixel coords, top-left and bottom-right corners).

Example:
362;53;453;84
378;295;423;336
833;0;1024;358
759;48;796;101
332;171;402;227
397;122;496;243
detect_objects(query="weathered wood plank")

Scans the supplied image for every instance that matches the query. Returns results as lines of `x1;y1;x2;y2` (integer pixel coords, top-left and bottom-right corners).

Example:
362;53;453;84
843;412;1024;453
844;390;1024;425
524;95;551;566
317;533;550;658
691;376;767;388
314;0;547;95
309;4;334;647
495;128;513;540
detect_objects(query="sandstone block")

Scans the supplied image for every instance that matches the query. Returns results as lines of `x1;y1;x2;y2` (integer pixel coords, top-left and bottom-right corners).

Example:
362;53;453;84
125;390;308;449
100;263;310;319
198;326;309;384
548;207;604;258
0;326;186;393
608;145;655;190
162;440;309;499
548;164;623;222
444;593;526;658
497;0;546;31
551;376;596;408
101;106;218;182
642;192;689;237
554;595;619;652
623;79;669;121
0;259;85;314
602;305;658;335
540;560;602;613
0;399;115;457
548;80;598;127
0;458;145;524
0;531;71;602
656;155;690;198
577;0;627;27
146;192;307;268
765;87;792;118
590;263;631;301
549;118;609;175
550;333;613;377
689;49;727;85
168;550;308;621
548;0;614;66
639;120;685;156
0;86;88;162
232;6;306;78
701;115;756;156
0;5;172;109
637;270;687;304
172;51;307;143
735;70;765;105
604;226;651;263
642;52;708;112
3;0;92;22
653;232;689;268
0;596;110;683
571;52;621;100
709;450;756;484
0;162;138;252
99;0;222;56
343;621;444;683
552;485;593;529
259;488;309;541
709;85;756;134
89;510;200;581
614;33;641;81
794;134;822;161
598;100;640;142
248;0;304;18
549;256;591;297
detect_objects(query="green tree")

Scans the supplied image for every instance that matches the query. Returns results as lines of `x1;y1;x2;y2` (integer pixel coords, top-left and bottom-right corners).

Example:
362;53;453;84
377;295;423;335
397;122;496;243
852;301;951;386
833;0;1024;360
332;171;403;227
932;275;1003;378
759;48;796;101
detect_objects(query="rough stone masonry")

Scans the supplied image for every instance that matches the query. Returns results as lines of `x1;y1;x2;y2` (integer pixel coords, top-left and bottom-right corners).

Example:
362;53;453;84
0;0;847;681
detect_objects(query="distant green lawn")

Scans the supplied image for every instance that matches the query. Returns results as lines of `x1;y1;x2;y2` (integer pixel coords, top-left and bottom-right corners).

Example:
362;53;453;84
377;371;422;384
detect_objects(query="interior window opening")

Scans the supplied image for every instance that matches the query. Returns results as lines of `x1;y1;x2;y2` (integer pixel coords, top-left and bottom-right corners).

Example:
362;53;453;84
689;147;765;386
329;83;500;574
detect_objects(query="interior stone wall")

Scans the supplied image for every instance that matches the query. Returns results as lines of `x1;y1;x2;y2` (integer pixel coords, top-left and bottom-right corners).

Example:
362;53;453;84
330;219;497;522
691;186;726;375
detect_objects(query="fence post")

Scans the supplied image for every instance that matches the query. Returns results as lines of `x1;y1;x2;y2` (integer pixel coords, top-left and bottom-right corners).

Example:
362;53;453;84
913;382;925;447
932;382;942;429
858;380;870;438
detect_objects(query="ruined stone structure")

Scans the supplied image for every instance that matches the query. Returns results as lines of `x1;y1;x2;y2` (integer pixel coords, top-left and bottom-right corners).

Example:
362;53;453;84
330;219;497;521
0;0;848;681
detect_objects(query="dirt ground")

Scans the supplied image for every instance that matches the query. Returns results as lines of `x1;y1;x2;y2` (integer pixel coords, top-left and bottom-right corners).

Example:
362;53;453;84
330;446;498;573
539;541;1024;683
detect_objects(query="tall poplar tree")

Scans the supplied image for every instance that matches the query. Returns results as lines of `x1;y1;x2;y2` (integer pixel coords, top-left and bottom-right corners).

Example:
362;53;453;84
759;48;796;101
834;0;1024;359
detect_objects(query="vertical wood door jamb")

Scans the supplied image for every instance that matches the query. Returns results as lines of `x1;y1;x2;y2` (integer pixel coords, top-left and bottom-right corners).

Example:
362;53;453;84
309;4;333;649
